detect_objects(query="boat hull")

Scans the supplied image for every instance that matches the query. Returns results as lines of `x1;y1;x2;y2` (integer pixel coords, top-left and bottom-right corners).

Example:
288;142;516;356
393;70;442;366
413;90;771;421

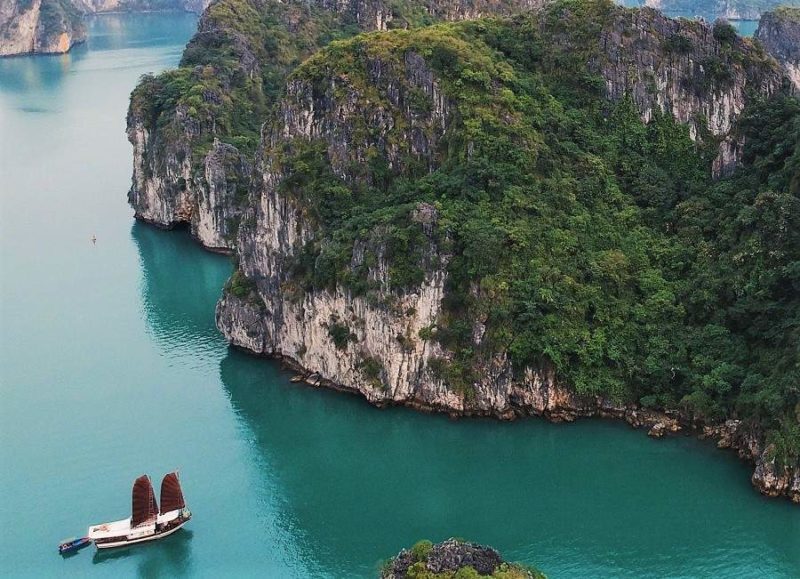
58;537;92;554
95;518;188;549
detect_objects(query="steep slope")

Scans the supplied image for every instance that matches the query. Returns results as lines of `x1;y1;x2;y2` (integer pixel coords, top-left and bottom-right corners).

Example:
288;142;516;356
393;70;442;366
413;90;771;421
0;0;86;56
126;0;546;250
756;6;800;89
215;0;799;500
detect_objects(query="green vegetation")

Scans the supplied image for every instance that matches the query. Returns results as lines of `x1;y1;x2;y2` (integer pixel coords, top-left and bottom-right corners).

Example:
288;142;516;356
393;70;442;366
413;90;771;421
773;6;800;22
264;2;798;463
227;268;257;298
128;0;469;168
38;0;85;41
382;539;545;578
328;319;356;350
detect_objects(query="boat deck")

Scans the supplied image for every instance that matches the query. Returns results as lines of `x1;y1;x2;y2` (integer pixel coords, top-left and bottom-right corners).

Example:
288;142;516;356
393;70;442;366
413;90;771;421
88;509;183;540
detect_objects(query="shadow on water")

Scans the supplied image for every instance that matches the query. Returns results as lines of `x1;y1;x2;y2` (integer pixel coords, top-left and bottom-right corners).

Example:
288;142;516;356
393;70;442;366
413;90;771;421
91;529;194;577
0;47;87;97
129;222;800;577
218;346;800;577
131;221;231;353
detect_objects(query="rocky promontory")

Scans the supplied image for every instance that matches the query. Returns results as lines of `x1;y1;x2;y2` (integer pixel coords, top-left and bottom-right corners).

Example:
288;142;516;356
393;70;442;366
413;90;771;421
0;0;86;56
128;0;800;503
381;539;545;579
213;1;798;502
126;0;547;251
756;6;800;90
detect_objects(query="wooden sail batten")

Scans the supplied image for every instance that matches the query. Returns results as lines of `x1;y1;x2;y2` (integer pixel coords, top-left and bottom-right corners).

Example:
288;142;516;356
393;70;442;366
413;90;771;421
159;472;185;513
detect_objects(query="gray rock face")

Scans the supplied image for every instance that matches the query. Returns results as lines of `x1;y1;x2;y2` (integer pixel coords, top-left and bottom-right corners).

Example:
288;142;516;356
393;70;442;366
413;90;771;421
213;12;799;502
706;420;800;503
756;7;800;91
0;0;87;57
126;103;248;251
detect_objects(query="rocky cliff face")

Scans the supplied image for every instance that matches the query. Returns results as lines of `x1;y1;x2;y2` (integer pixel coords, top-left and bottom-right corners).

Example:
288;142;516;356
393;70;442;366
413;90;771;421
0;0;86;56
756;7;800;91
589;10;783;175
126;101;248;252
213;4;797;502
126;0;547;251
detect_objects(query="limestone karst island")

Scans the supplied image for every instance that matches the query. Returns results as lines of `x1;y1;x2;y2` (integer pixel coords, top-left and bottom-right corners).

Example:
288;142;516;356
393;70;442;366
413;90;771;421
0;0;798;576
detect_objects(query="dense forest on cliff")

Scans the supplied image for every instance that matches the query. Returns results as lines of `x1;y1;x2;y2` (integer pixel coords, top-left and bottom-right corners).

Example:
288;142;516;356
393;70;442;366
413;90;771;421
129;0;799;467
271;7;799;463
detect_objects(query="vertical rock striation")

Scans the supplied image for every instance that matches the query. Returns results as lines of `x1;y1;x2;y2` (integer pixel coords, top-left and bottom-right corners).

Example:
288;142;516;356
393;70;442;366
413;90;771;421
558;6;784;175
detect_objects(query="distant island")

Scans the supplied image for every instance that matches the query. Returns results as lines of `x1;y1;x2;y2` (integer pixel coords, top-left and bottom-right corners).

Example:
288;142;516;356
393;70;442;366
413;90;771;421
0;0;209;57
628;0;800;20
381;539;545;579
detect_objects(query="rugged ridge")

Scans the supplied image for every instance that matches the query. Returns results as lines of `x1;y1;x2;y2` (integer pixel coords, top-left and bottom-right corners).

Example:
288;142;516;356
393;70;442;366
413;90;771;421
213;3;798;501
0;0;86;56
126;0;547;250
756;6;800;91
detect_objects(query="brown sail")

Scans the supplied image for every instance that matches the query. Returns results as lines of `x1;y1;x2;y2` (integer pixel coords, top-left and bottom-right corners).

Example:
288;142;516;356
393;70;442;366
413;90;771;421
131;475;158;527
159;472;185;513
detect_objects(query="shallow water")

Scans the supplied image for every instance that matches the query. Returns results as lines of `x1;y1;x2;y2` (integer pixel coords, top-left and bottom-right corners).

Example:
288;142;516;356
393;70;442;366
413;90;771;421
0;12;798;579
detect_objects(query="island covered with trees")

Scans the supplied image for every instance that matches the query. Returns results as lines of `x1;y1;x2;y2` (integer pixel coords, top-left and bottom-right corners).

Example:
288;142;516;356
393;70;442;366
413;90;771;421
126;0;800;501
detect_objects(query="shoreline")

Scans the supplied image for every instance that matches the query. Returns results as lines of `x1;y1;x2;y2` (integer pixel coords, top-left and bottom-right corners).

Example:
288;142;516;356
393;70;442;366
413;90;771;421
247;347;800;503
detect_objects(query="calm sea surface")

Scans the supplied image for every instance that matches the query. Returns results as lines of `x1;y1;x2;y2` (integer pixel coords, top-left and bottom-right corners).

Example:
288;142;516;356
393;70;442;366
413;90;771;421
0;12;797;579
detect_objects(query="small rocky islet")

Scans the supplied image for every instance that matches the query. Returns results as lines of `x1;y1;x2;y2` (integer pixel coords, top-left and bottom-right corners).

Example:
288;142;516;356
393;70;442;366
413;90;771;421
381;539;545;579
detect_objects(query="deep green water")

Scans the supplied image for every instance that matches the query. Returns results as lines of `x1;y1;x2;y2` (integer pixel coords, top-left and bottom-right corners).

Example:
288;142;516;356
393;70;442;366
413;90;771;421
0;12;798;579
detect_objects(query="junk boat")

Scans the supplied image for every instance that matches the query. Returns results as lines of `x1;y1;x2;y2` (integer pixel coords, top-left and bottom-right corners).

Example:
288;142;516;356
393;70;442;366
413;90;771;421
87;472;191;549
58;536;92;554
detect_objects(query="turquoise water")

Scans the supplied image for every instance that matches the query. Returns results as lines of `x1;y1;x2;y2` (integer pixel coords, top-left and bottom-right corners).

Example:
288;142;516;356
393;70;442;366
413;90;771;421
1;12;798;579
618;1;760;37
